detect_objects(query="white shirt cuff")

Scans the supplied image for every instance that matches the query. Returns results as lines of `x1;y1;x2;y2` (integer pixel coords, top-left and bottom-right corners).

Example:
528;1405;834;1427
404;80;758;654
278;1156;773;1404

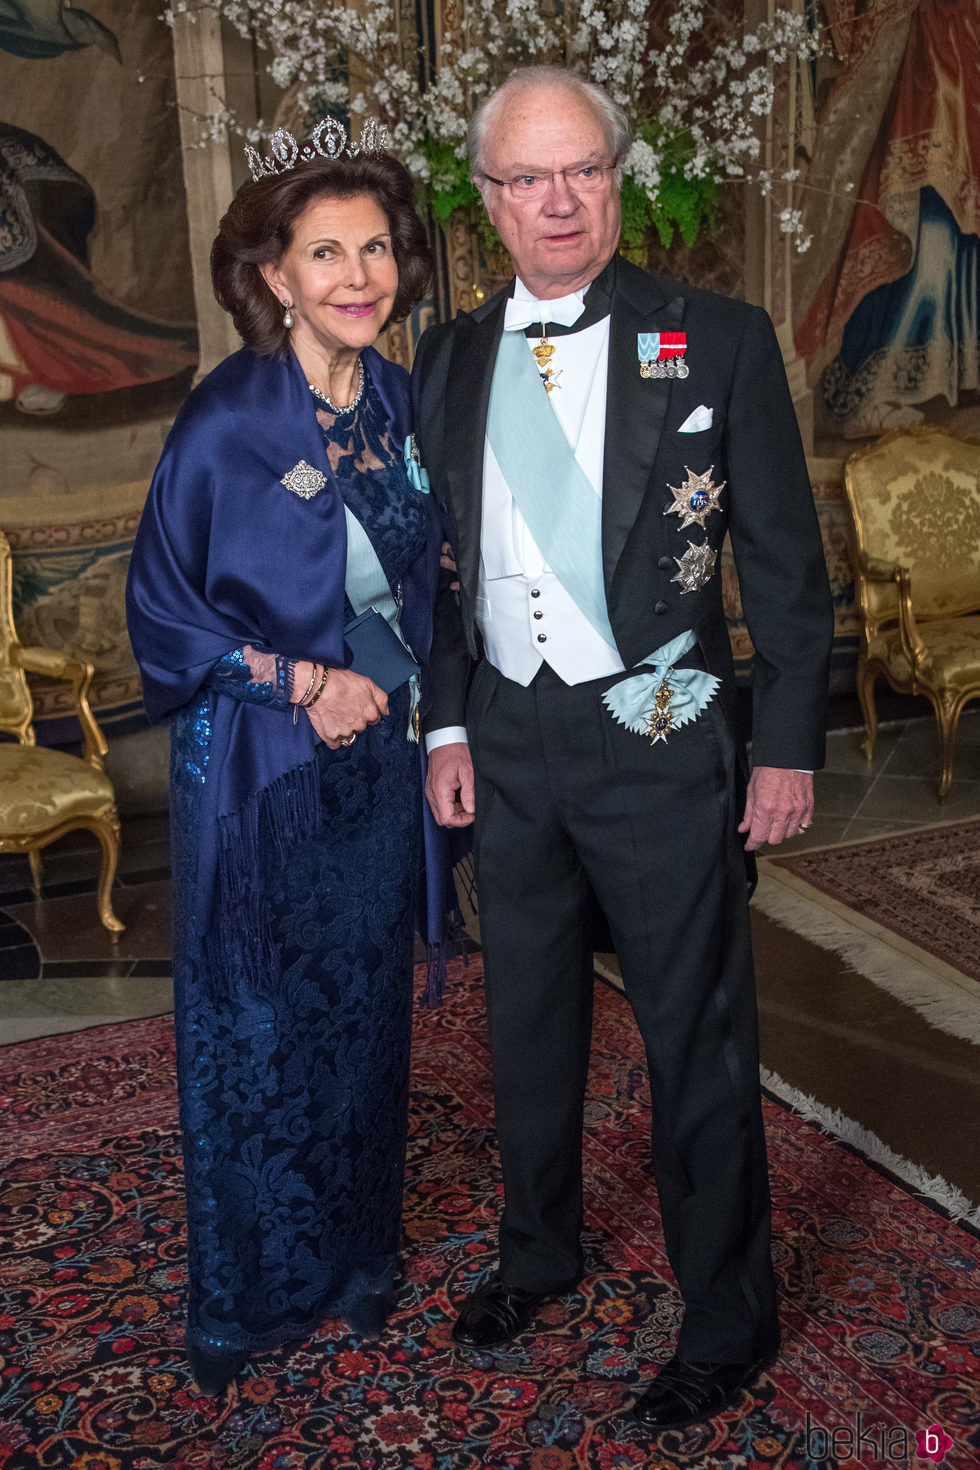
425;726;469;754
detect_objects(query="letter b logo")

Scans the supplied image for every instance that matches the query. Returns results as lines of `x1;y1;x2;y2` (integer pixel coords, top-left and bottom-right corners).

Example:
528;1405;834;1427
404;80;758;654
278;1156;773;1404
916;1423;953;1463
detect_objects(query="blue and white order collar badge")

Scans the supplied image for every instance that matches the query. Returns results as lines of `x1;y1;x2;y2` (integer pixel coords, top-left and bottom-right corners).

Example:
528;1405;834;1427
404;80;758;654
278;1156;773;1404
602;630;721;745
638;331;689;380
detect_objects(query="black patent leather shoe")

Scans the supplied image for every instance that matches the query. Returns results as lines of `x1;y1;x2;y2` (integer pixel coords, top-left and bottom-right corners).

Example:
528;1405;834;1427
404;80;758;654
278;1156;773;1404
451;1273;580;1350
631;1351;777;1430
187;1345;248;1397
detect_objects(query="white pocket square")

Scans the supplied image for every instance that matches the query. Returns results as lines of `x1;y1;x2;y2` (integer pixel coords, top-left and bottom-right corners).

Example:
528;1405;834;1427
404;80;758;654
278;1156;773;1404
678;405;713;433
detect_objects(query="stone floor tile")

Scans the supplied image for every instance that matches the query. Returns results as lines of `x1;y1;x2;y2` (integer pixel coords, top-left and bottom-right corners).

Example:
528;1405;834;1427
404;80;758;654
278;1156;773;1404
810;769;882;817
822;721;905;776
3;880;171;965
854;774;980;825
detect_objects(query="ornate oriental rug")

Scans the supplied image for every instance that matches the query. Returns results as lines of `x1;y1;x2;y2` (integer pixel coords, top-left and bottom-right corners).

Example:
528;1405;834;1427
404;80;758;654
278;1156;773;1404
758;818;980;1056
769;819;980;986
1;958;979;1469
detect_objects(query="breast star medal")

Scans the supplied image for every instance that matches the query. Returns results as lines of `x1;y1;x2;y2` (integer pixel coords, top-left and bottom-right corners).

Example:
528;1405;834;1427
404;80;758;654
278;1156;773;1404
644;679;677;744
671;541;717;594
665;466;726;530
281;460;326;499
638;331;689;379
532;330;562;393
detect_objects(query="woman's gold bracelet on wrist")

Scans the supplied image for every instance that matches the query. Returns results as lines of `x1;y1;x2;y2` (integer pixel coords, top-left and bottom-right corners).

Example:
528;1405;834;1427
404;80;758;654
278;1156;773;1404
304;664;331;709
293;662;321;725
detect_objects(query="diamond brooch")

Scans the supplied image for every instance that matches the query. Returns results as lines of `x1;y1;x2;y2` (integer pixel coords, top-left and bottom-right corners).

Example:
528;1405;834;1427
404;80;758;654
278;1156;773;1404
281;460;326;500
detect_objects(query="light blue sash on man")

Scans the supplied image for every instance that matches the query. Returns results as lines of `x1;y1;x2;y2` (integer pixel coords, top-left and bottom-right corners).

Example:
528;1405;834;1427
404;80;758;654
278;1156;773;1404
486;328;719;737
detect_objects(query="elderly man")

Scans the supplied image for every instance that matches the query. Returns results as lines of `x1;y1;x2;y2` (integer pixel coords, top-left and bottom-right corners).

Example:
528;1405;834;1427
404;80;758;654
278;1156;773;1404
413;66;833;1431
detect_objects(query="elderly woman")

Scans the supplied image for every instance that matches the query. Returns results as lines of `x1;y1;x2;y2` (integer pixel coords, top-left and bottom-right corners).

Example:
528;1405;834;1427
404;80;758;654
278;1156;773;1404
126;133;449;1395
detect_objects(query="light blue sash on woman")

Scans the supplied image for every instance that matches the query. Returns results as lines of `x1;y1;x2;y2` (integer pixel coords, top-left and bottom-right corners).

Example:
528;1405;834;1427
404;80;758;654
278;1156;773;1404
486;329;719;736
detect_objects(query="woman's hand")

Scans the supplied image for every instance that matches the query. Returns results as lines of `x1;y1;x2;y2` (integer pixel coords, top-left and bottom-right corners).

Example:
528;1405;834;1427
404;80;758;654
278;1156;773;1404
292;662;388;748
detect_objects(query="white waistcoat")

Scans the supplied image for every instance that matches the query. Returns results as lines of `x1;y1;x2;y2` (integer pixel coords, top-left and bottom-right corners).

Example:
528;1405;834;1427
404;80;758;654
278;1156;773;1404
476;314;625;687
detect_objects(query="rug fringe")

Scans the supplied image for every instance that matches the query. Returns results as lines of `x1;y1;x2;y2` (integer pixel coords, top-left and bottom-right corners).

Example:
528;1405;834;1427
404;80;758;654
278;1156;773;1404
761;1066;980;1230
753;870;980;1045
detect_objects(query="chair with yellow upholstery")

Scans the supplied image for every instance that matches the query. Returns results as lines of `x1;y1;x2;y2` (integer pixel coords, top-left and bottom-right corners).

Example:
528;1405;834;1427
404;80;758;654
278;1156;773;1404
844;424;980;797
0;529;124;936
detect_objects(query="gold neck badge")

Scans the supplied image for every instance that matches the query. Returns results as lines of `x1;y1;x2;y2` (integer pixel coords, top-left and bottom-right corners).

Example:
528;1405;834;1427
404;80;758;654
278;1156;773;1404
532;323;562;394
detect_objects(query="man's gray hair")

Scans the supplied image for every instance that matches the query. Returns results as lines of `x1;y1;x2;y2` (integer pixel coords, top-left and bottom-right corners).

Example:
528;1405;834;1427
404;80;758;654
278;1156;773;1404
467;66;631;188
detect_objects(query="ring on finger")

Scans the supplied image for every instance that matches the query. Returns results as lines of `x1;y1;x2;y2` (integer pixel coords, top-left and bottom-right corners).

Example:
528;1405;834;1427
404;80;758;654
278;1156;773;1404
341;733;357;746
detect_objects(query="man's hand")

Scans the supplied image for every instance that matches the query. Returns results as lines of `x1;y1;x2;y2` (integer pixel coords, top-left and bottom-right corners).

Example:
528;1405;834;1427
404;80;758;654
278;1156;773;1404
738;766;814;851
426;741;475;827
440;540;460;592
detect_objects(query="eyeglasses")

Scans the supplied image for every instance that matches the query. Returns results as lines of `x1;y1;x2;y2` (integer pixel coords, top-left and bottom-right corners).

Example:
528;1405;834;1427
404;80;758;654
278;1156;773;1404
479;161;618;200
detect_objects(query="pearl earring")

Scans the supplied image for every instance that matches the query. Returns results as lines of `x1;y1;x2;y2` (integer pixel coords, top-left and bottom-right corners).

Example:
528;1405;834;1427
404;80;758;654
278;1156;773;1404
282;301;293;329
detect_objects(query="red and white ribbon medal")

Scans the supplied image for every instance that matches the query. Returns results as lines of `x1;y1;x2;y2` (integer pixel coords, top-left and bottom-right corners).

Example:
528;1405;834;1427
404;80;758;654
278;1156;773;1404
638;331;689;379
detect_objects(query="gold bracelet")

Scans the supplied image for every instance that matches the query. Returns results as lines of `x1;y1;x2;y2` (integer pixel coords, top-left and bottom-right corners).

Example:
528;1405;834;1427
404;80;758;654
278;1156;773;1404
292;662;320;724
304;664;331;708
297;663;319;704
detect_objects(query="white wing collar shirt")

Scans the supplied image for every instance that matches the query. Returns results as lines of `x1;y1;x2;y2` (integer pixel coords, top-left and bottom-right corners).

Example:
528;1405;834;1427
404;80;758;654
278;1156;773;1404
426;277;624;753
480;278;623;686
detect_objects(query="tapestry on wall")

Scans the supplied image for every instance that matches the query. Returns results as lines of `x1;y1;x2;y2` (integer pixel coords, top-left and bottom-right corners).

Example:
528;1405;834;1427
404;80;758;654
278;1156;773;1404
795;0;980;439
0;0;199;728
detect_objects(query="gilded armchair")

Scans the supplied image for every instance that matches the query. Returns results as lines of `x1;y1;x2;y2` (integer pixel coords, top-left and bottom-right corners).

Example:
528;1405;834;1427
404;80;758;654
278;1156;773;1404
0;530;124;936
843;425;980;796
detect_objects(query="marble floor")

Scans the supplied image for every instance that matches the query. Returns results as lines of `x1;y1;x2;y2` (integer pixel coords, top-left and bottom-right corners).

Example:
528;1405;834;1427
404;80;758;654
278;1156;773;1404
2;709;979;1193
0;811;173;1043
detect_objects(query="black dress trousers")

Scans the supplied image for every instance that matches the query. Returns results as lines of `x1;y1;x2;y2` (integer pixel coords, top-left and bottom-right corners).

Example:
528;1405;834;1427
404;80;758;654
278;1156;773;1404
466;656;779;1364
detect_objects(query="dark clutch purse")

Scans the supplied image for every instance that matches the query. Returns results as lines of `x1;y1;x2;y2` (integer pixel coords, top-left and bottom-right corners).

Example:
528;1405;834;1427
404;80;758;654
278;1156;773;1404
343;607;419;693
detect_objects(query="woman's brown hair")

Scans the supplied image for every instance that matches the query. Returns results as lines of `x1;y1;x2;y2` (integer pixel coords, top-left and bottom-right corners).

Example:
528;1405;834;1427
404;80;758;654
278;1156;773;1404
211;152;434;355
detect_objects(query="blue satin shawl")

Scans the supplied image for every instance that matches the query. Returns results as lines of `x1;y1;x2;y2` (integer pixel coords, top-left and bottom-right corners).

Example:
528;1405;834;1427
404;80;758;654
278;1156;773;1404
126;345;451;991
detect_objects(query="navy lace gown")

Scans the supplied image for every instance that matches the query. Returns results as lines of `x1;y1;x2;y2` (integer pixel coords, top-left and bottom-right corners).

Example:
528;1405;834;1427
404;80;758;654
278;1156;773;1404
169;380;427;1357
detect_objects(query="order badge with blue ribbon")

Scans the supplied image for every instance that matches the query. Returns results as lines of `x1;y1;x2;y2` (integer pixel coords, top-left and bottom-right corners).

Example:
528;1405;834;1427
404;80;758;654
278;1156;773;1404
404;434;430;494
602;631;721;744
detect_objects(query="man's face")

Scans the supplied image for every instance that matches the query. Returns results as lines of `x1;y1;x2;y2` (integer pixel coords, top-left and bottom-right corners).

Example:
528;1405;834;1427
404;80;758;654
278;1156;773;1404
479;87;622;299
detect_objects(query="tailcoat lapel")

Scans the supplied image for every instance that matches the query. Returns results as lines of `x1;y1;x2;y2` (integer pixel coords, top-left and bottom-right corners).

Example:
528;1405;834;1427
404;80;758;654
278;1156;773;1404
444;292;508;600
602;267;686;591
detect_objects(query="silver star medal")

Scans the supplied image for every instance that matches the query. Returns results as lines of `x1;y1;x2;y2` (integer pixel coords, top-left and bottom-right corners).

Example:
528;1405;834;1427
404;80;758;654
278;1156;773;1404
281;460;326;500
665;466;725;530
671;541;717;594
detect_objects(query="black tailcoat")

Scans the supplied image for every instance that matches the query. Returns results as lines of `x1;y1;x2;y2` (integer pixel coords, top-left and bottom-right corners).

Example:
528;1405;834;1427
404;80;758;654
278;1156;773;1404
413;254;833;767
410;254;834;1360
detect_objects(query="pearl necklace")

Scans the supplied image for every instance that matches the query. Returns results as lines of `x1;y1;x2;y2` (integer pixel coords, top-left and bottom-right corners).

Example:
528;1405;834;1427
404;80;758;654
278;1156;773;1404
308;357;365;414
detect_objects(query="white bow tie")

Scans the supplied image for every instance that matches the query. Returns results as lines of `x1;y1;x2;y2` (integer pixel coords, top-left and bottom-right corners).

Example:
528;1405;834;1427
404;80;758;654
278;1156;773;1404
503;292;586;332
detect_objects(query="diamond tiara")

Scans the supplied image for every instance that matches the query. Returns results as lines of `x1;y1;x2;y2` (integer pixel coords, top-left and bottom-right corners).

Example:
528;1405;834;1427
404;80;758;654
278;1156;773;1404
244;118;388;183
